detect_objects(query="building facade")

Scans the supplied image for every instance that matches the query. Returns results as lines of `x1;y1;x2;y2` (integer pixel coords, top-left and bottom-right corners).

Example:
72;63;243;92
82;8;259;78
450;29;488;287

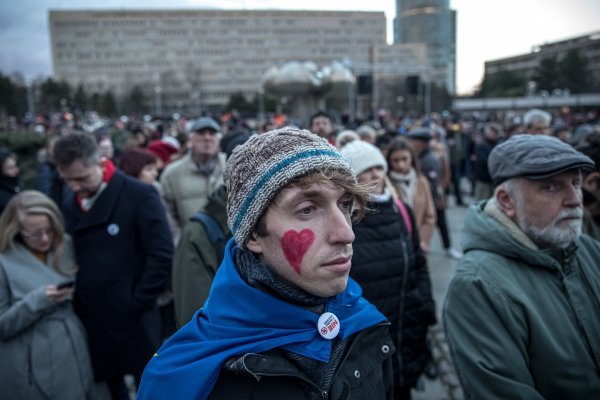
49;9;387;115
371;43;429;113
484;31;600;93
393;0;456;94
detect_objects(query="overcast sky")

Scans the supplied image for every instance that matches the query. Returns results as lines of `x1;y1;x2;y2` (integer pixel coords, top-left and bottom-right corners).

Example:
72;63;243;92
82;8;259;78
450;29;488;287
1;0;598;94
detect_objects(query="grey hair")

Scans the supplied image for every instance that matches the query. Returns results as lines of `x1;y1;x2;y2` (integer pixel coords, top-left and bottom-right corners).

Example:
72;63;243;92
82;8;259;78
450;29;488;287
494;177;523;206
523;109;551;129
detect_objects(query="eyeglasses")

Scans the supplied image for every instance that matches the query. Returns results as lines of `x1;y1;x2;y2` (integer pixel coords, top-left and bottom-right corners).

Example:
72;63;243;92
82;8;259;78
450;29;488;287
20;228;54;240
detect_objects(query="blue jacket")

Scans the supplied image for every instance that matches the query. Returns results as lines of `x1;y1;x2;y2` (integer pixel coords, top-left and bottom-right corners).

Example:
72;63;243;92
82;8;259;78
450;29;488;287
138;239;388;400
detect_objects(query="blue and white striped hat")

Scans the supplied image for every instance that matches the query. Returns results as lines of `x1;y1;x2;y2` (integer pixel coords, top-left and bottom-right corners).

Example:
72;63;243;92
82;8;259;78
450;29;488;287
224;127;353;248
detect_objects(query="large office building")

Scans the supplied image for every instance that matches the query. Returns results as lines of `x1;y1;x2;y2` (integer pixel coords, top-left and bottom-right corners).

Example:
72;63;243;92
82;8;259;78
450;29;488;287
484;31;600;93
393;0;456;94
371;43;428;111
49;9;388;114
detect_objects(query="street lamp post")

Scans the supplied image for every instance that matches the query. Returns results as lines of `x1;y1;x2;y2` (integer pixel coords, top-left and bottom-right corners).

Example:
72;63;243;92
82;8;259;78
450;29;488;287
341;58;356;122
154;85;162;117
27;82;35;117
347;79;355;122
258;88;265;125
424;77;431;115
190;89;201;117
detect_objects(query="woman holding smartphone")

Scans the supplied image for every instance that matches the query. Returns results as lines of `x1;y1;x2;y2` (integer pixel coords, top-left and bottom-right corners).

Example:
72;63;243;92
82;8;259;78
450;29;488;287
0;190;106;399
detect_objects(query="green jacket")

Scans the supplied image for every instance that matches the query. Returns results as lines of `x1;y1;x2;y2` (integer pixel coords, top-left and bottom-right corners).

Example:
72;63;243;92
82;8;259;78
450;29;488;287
444;200;600;399
172;185;229;328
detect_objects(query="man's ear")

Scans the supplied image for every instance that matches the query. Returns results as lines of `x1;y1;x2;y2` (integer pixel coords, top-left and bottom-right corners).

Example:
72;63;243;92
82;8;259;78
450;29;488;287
245;232;263;255
98;157;107;172
496;187;517;220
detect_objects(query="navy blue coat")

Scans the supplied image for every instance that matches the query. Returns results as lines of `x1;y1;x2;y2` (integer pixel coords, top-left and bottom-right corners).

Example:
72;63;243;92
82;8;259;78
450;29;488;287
63;171;173;380
473;138;498;184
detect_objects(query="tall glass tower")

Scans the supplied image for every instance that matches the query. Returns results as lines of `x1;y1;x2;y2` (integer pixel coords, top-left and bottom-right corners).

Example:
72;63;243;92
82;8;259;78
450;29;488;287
394;0;456;94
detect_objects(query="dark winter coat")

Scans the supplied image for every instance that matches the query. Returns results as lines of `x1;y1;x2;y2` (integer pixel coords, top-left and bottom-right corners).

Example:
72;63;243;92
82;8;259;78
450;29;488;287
472;138;497;183
63;171;173;380
0;176;25;215
418;148;442;203
36;161;70;210
209;323;394;400
351;197;436;388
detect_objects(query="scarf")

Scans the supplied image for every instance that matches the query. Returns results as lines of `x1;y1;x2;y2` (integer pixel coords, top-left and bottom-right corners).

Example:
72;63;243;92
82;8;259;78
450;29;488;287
194;155;219;176
235;247;326;307
137;239;386;400
389;169;417;207
75;159;116;212
234;248;347;391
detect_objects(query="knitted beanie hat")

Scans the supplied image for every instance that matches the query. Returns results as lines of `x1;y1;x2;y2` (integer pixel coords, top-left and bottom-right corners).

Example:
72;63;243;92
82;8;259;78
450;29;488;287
340;140;387;176
224;127;354;248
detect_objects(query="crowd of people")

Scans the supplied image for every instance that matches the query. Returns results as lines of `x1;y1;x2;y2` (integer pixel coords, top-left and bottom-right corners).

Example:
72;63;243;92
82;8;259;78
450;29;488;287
0;106;599;399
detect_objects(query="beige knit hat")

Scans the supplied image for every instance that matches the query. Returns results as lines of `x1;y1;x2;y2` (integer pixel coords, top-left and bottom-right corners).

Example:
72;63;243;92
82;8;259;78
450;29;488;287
224;127;354;248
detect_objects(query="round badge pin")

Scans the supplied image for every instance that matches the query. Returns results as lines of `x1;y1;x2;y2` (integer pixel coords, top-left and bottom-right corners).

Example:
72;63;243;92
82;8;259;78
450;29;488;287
107;224;120;236
317;312;340;340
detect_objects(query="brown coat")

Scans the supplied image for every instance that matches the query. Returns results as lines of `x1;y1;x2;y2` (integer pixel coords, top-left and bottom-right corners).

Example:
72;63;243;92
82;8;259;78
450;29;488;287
391;175;437;252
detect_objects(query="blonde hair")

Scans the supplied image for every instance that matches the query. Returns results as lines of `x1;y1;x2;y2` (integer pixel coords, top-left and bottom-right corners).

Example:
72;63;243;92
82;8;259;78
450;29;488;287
0;190;67;273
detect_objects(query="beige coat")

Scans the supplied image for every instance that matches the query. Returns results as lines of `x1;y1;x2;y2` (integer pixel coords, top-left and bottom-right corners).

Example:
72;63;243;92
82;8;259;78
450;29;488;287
160;152;227;229
391;175;437;252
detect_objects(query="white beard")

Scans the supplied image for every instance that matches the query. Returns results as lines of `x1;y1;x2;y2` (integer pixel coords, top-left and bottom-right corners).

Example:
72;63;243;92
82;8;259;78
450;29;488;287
516;206;583;249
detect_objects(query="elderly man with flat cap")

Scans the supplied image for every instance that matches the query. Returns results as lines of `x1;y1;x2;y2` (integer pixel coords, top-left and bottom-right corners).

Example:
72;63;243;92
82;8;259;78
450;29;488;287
160;117;226;232
444;134;600;399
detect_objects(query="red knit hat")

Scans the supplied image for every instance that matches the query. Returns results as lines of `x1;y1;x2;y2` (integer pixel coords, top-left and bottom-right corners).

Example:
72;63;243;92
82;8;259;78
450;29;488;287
147;140;179;164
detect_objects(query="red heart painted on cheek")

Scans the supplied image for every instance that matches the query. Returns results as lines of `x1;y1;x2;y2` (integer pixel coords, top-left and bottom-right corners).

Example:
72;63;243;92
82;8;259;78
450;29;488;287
281;229;315;275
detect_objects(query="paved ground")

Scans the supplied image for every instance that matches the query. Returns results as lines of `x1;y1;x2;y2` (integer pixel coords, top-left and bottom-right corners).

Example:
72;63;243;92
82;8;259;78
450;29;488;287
412;197;469;400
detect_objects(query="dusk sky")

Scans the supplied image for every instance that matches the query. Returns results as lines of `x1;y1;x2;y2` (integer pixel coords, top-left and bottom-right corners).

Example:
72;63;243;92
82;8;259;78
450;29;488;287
1;0;598;94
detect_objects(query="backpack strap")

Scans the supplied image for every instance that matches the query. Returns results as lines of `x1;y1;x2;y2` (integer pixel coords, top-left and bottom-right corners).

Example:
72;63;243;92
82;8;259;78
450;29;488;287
395;199;413;235
191;211;226;245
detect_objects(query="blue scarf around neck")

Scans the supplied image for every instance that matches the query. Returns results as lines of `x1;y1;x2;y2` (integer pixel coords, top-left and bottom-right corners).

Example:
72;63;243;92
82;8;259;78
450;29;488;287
137;239;387;400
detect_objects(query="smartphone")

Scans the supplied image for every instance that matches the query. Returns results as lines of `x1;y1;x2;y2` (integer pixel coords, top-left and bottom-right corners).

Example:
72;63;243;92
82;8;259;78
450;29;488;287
56;280;75;290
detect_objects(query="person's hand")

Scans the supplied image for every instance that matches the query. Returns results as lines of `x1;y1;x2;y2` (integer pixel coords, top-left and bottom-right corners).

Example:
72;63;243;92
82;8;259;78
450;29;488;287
46;285;74;303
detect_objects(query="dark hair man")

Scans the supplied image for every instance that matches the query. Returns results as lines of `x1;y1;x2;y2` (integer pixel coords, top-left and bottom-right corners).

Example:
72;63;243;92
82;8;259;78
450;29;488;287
310;110;336;145
53;132;173;399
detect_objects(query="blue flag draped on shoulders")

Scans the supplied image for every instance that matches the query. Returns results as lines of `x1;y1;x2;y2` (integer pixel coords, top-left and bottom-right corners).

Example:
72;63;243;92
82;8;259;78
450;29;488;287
137;239;387;400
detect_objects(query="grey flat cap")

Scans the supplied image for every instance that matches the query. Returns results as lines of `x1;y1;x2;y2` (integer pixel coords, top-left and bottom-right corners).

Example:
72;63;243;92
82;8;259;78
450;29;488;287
190;117;220;133
407;127;431;141
489;134;595;185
